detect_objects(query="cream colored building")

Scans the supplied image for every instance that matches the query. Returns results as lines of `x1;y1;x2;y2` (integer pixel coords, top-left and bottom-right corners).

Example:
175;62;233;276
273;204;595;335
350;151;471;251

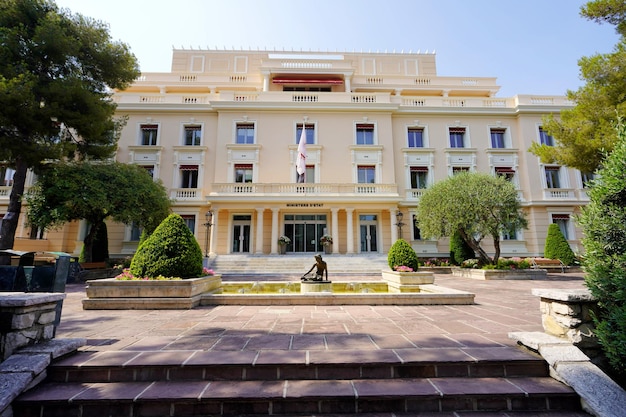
3;48;587;259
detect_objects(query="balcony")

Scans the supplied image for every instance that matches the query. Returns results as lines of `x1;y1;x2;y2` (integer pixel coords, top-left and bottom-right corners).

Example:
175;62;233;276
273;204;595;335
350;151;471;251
209;183;399;200
171;188;203;201
543;188;576;200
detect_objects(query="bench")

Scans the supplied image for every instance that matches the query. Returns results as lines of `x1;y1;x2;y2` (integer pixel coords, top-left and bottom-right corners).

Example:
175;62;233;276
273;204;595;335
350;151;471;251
531;258;568;273
79;261;107;270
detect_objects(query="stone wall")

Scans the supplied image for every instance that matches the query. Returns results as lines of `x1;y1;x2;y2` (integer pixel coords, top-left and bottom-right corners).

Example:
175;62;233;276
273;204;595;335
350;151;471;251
0;293;65;361
531;288;599;354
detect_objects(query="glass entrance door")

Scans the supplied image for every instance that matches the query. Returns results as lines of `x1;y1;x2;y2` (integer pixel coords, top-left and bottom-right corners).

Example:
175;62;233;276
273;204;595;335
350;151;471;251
359;214;378;252
232;215;251;253
284;214;327;253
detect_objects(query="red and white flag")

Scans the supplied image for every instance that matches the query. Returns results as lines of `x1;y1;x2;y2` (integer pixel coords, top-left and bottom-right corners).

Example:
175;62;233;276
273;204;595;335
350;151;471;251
296;125;306;182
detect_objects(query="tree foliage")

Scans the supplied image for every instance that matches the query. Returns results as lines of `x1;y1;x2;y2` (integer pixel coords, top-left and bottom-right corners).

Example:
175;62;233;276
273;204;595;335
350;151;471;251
130;213;204;279
415;172;527;265
529;0;626;172
544;223;576;266
579;119;626;374
25;162;171;262
0;0;139;253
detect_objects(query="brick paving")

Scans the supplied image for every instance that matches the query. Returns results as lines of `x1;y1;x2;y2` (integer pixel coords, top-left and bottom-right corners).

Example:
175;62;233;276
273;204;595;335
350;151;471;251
56;272;588;354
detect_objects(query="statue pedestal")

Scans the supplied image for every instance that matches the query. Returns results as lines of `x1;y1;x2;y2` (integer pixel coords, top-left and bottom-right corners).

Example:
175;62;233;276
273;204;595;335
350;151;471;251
300;281;332;294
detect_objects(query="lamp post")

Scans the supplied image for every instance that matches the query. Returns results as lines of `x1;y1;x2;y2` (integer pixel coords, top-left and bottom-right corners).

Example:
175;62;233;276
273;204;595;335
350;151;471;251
203;210;213;258
395;210;405;240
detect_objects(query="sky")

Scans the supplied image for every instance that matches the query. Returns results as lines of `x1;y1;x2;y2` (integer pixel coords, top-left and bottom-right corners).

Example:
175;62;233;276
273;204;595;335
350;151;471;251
54;0;620;98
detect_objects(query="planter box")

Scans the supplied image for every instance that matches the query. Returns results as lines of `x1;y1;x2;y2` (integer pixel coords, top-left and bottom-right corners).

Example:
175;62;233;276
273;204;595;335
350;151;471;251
82;275;221;309
381;270;435;292
452;268;547;280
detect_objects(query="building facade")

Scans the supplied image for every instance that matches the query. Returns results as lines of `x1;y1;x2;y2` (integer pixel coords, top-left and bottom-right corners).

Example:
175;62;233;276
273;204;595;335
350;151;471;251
3;49;587;259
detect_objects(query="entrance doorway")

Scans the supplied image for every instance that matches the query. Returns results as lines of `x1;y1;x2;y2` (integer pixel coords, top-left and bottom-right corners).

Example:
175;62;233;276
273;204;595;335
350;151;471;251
283;214;327;253
359;214;378;252
232;215;251;253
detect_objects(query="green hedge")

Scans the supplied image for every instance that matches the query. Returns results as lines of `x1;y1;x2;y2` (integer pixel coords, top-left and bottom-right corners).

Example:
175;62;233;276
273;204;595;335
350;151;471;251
544;223;576;266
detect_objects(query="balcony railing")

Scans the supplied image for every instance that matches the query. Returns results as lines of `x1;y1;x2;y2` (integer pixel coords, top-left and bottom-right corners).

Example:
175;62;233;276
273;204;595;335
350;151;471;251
544;188;576;200
171;188;203;201
114;91;573;109
210;183;398;197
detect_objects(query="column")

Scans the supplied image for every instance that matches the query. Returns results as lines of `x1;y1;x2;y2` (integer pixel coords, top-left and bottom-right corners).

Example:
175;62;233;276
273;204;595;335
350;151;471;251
331;207;339;254
271;207;280;254
346;208;355;254
390;208;398;244
255;208;264;254
263;74;269;92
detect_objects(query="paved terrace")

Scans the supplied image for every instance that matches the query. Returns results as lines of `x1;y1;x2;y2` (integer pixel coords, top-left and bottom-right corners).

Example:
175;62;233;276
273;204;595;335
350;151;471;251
57;273;587;354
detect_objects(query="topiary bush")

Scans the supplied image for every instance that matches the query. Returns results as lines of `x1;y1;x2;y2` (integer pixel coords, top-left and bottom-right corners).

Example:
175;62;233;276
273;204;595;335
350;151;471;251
130;213;203;279
579;120;626;375
544;223;576;265
449;229;474;265
387;238;419;271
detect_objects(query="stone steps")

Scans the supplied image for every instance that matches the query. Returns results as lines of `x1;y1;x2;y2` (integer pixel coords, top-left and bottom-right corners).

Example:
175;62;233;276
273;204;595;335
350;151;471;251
13;347;587;416
209;254;390;276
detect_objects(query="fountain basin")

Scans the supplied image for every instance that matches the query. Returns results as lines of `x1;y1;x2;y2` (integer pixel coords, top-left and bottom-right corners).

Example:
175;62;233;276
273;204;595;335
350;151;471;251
81;274;475;309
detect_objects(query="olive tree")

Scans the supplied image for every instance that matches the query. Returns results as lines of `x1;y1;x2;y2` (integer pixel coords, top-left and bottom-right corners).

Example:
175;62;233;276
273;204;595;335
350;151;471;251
415;172;527;266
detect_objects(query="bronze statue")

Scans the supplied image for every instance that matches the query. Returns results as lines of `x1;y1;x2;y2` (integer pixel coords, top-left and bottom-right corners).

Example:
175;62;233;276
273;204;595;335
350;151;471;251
302;254;328;281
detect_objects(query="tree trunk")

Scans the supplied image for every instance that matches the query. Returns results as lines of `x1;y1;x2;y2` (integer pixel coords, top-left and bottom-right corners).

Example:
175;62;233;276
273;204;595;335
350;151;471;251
459;229;492;266
493;235;501;264
0;157;28;265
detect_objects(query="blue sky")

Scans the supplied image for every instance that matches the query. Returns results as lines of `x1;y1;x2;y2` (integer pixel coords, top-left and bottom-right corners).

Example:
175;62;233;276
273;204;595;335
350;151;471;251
55;0;619;97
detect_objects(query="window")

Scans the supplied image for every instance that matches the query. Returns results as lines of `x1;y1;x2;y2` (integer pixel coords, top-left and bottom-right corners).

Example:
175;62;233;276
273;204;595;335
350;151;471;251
180;165;198;188
181;215;196;233
356;123;375;145
234;164;253;183
357;165;376;183
495;167;515;182
545;166;561;188
581;171;595;188
129;222;142;241
1;166;15;186
407;127;424;148
452;166;469;175
236;123;255;144
141;165;155;179
184;125;202;146
296;123;315;144
449;127;466;148
552;214;571;240
296;165;315;183
410;167;428;189
502;224;518;240
413;215;421;240
490;128;506;148
539;127;554;146
140;124;158;146
29;226;44;240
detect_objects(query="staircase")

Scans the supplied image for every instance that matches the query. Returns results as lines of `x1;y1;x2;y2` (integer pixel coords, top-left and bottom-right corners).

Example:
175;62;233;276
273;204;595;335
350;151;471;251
208;253;390;277
13;346;587;416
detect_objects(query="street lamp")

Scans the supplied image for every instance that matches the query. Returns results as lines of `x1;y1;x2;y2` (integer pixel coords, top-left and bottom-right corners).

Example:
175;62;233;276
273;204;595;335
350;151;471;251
203;210;213;258
395;210;405;239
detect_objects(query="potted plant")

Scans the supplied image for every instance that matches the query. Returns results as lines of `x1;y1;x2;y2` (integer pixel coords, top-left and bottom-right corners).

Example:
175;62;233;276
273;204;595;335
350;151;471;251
278;235;291;254
320;234;333;253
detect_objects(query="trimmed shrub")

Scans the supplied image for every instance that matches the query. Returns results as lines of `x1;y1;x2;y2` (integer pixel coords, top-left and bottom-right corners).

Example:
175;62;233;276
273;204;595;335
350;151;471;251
449;229;474;265
579;120;626;375
130;213;203;279
387;239;419;271
544;223;576;265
